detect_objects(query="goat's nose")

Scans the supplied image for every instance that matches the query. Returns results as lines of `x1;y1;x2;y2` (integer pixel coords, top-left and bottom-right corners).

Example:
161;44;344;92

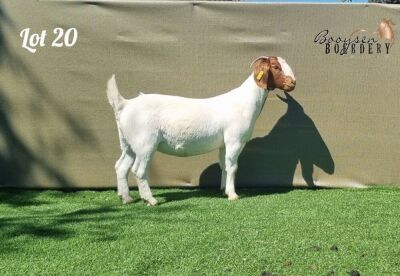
284;77;296;92
287;76;296;85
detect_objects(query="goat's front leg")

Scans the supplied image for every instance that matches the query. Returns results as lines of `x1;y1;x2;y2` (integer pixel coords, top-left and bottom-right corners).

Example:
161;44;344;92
224;142;245;200
115;150;135;204
219;147;227;192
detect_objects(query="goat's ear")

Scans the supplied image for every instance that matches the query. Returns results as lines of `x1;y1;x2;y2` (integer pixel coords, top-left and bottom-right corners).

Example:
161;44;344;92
251;57;270;89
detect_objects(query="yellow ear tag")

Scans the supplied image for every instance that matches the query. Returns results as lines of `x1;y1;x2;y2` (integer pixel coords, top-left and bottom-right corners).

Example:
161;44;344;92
256;71;264;81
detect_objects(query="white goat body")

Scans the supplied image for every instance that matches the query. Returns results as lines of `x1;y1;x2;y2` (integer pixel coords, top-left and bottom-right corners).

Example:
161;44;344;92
112;78;265;157
107;56;295;205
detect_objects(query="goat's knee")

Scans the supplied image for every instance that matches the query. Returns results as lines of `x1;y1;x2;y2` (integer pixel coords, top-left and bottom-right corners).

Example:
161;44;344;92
225;163;238;175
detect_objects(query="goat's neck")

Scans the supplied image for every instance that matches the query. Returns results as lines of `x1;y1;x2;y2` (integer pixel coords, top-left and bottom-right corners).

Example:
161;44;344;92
238;75;269;118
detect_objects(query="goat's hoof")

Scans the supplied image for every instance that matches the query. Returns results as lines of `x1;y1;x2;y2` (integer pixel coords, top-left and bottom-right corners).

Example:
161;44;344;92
228;193;240;201
146;197;158;206
122;196;134;204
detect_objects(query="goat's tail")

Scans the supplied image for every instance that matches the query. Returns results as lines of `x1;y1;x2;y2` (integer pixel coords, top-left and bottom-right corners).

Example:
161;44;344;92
107;74;126;115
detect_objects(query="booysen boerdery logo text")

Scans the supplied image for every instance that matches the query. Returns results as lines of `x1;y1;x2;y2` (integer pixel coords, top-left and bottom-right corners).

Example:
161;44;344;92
314;19;395;55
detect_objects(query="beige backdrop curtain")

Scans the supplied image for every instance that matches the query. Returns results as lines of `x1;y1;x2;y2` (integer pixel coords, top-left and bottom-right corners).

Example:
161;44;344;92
0;1;399;188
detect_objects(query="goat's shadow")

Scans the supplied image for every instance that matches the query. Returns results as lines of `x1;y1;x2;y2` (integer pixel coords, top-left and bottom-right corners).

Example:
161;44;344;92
200;92;335;189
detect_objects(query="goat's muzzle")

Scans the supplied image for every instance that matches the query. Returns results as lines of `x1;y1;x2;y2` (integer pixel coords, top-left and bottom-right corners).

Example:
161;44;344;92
283;77;296;92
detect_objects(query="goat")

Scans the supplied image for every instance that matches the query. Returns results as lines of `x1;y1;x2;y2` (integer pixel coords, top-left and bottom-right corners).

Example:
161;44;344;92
107;56;296;205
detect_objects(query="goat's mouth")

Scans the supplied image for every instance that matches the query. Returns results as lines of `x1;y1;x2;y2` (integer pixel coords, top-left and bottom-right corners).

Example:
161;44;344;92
283;78;296;92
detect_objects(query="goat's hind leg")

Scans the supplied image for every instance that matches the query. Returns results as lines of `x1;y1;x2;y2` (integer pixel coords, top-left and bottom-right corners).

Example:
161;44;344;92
136;176;157;206
115;150;135;204
131;145;158;206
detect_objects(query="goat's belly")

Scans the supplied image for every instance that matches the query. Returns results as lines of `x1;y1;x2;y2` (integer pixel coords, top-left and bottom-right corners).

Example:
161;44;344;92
157;134;223;157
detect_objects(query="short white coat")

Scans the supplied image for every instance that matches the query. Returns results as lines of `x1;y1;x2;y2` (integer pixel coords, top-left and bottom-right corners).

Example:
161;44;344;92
107;57;295;205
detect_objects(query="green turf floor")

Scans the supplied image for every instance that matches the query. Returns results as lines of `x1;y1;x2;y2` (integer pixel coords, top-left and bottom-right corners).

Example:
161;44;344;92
0;187;399;275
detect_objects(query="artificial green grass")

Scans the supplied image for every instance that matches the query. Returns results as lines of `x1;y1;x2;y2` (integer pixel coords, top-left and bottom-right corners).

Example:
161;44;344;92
0;187;399;275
